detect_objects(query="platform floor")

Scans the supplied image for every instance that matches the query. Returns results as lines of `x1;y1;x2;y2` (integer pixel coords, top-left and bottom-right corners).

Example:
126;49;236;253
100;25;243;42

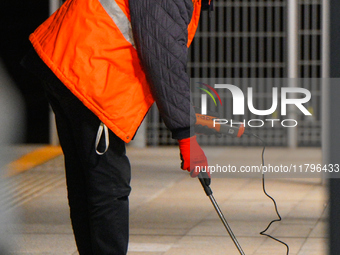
0;146;327;255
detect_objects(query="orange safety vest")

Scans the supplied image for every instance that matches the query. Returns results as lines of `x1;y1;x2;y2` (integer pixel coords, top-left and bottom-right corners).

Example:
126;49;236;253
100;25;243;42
29;0;201;143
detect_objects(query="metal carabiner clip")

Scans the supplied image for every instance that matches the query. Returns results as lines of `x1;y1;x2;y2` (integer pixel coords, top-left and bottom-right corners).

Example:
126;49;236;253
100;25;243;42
95;122;109;155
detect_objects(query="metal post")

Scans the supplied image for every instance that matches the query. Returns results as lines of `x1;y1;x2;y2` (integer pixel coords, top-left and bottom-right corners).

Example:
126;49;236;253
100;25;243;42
328;0;340;254
322;0;330;165
49;0;60;15
151;105;159;146
49;0;61;145
287;0;299;148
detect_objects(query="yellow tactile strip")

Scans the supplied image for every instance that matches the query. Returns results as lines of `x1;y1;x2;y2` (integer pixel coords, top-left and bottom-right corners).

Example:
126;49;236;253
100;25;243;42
6;146;63;177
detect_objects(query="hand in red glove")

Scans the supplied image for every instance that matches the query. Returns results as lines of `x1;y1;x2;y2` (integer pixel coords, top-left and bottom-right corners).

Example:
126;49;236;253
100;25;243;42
178;135;210;178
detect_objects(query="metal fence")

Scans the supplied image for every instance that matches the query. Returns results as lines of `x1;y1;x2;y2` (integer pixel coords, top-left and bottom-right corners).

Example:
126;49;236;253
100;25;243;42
146;0;322;147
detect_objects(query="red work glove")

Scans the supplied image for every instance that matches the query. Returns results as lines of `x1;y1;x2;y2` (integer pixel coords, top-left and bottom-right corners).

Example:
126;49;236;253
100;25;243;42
178;135;210;178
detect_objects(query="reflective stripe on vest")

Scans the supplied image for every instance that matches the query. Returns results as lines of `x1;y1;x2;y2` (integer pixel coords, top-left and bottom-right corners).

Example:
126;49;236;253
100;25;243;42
99;0;135;47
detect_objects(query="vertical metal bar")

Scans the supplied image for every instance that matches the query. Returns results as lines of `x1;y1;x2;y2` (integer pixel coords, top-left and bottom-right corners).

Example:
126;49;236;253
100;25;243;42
49;0;60;15
321;0;330;165
194;27;200;78
49;108;59;146
218;4;224;79
311;3;318;145
217;3;225;146
265;4;274;144
151;105;159;146
227;3;232;79
287;0;299;148
234;4;240;78
304;2;311;78
275;5;280;78
258;3;265;145
207;7;217;144
274;3;282;145
242;1;249;78
240;2;249;145
322;0;330;79
199;12;209;145
312;3;318;78
210;11;216;78
248;1;257;146
301;1;310;144
288;0;299;79
267;4;273;78
225;2;232;145
328;0;340;250
49;0;61;145
202;13;208;78
250;2;256;78
258;2;265;78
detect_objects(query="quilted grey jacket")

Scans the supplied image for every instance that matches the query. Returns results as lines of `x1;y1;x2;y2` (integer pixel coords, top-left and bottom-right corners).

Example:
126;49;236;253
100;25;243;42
129;0;196;140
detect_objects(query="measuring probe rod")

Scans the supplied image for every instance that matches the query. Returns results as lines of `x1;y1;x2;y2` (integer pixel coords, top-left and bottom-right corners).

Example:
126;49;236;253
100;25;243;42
197;172;246;255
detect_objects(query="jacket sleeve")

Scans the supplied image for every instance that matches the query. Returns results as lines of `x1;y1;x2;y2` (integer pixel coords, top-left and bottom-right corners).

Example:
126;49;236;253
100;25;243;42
129;0;196;140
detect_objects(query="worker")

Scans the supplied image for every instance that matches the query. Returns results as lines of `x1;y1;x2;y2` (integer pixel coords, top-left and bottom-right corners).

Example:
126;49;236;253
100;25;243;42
21;0;212;254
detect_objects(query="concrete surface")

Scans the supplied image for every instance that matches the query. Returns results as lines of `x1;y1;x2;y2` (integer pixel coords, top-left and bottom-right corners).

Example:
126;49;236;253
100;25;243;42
2;146;327;255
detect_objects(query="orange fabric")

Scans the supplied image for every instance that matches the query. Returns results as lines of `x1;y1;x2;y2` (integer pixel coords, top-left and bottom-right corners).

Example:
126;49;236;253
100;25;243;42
29;0;201;143
188;0;201;47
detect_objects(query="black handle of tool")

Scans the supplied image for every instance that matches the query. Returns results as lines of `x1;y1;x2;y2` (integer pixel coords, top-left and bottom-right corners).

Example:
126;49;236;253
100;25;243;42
197;171;212;196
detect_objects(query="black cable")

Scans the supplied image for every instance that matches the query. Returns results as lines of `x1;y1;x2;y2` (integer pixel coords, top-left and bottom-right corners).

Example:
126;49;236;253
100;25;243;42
251;133;290;255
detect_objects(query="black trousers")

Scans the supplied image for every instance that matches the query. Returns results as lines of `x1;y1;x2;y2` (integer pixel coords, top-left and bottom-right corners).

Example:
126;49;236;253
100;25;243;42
22;48;132;254
43;76;131;254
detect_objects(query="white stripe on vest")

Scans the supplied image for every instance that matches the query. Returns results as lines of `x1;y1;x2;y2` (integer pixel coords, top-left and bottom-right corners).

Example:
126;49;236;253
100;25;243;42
99;0;135;47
